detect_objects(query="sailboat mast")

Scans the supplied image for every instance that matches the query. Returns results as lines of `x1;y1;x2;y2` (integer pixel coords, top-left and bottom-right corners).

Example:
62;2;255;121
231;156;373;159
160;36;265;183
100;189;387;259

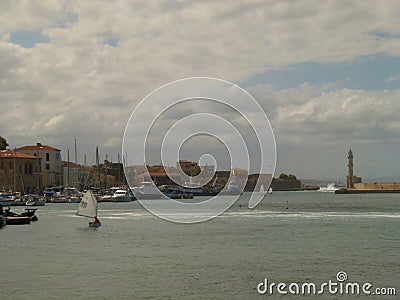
96;146;100;190
36;144;43;194
13;148;17;192
84;154;87;189
74;138;78;165
104;154;108;189
68;149;71;186
117;153;121;184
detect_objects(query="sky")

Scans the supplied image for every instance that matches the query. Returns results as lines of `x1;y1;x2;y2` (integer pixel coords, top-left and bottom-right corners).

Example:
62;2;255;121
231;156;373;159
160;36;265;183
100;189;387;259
1;0;400;180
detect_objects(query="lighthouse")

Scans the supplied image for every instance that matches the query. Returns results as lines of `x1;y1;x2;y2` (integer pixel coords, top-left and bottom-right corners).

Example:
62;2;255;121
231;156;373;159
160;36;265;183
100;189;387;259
346;149;354;189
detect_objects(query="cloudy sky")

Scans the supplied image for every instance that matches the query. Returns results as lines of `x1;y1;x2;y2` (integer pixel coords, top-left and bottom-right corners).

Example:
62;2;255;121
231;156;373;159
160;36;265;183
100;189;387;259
1;1;399;180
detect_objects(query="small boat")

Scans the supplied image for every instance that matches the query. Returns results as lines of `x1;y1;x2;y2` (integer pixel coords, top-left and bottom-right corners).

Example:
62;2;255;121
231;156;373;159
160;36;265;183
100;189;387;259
25;194;46;206
99;188;132;202
159;185;193;199
6;216;31;225
112;189;133;202
21;208;38;218
51;196;67;203
67;196;81;203
182;181;218;197
76;190;101;228
133;182;168;200
0;198;17;206
11;198;27;206
0;192;20;206
4;207;38;222
0;204;6;226
221;180;241;195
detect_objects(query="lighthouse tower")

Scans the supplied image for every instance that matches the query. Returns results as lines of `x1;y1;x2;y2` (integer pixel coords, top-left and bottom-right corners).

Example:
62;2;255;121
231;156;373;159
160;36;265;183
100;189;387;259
346;149;354;189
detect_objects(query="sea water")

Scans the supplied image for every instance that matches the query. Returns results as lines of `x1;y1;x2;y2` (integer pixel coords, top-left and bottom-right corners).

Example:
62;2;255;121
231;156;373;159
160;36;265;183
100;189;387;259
1;192;399;299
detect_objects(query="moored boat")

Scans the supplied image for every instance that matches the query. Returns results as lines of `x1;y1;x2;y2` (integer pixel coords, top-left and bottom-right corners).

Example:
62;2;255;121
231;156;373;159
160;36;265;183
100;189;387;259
220;180;242;195
99;188;132;202
25;194;46;206
64;187;82;203
6;216;31;225
159;185;193;199
0;192;20;206
0;198;16;206
133;182;168;200
4;207;38;222
112;189;133;202
182;181;218;197
0;204;6;226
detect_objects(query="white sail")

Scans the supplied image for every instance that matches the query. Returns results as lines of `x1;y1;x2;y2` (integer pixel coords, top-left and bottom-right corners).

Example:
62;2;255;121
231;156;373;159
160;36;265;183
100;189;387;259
76;190;97;218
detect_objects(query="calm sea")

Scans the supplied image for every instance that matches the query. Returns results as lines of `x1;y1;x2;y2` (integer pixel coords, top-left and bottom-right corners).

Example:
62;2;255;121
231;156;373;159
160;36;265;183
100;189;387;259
1;192;399;299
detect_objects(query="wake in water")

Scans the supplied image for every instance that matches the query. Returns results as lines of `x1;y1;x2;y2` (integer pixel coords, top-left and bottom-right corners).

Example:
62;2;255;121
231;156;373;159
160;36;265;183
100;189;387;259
318;183;339;192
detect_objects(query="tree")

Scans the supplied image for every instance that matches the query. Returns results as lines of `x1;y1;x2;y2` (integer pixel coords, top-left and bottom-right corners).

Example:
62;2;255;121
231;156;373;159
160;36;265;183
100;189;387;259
278;173;298;181
0;135;8;150
278;173;289;180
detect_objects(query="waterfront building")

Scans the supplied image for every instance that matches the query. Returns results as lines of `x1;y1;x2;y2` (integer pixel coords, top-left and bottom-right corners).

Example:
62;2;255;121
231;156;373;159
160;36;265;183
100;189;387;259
124;165;146;187
62;161;90;189
103;160;126;186
138;170;181;186
177;160;201;177
0;149;41;193
17;143;62;188
138;165;182;186
197;164;215;186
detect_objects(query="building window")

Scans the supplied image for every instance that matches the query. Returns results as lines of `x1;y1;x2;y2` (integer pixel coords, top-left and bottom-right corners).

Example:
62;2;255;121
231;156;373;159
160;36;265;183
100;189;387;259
46;153;50;161
24;163;33;174
45;164;50;170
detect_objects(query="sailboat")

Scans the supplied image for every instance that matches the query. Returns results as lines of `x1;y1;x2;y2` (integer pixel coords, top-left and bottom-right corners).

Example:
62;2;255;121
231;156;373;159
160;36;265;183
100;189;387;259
76;190;101;228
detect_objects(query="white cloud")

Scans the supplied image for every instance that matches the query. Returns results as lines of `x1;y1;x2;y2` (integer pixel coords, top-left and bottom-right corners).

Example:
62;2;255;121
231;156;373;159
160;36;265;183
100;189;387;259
387;73;400;82
0;0;399;178
249;83;400;177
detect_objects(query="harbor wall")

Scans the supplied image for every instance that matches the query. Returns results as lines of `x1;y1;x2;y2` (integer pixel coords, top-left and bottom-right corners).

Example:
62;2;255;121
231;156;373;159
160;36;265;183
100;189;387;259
354;182;400;190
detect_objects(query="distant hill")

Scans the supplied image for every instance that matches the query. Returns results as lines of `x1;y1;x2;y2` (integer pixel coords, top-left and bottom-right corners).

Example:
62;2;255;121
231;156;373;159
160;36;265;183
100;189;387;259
363;176;400;183
299;176;400;187
300;178;345;187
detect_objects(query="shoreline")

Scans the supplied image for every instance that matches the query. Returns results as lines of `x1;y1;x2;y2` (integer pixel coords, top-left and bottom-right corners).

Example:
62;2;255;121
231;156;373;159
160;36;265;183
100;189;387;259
335;189;400;194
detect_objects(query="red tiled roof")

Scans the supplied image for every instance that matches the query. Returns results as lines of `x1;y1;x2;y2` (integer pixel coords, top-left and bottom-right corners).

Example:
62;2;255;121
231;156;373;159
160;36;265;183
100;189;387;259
17;145;61;151
62;161;86;170
232;168;248;172
0;150;40;159
138;171;181;177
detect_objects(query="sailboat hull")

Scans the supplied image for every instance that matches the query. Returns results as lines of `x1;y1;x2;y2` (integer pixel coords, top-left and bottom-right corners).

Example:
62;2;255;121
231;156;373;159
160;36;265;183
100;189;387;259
89;222;101;228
